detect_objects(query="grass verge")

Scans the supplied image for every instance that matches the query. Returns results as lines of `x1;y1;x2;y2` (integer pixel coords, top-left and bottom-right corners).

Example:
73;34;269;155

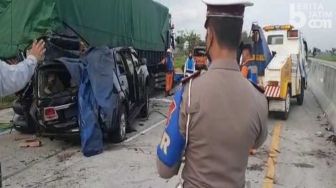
0;122;11;132
0;95;16;109
175;54;187;70
316;54;336;62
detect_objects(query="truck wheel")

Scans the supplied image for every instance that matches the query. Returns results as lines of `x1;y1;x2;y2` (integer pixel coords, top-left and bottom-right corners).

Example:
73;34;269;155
140;87;149;118
297;79;304;105
281;87;291;120
111;105;127;143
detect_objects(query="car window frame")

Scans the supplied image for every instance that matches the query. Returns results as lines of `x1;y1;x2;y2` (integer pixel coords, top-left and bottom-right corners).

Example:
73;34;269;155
116;52;127;75
131;53;139;67
121;50;136;75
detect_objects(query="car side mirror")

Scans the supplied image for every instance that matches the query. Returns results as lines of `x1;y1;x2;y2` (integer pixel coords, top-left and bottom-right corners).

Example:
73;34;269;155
140;58;147;66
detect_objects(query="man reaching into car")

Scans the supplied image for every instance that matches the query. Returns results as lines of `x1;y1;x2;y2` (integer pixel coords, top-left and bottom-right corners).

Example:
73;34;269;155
0;40;46;97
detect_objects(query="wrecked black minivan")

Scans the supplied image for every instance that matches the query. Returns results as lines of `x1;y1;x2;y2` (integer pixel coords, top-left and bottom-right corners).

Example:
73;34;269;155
12;32;150;142
35;60;79;135
12;31;81;136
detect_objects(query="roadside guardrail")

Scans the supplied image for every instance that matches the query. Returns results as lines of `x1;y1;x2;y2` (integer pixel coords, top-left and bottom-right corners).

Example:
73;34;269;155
309;58;336;131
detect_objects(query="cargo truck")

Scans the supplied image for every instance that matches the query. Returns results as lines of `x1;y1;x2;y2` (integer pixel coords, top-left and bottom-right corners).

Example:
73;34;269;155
0;0;174;89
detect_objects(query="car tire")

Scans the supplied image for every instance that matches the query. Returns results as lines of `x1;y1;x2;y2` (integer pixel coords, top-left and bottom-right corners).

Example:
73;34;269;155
281;87;291;120
111;105;127;143
297;79;304;105
140;87;149;118
13;115;36;134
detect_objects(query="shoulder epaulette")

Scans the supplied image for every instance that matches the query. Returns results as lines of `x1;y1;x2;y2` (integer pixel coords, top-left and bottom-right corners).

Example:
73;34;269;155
249;81;265;94
181;71;201;84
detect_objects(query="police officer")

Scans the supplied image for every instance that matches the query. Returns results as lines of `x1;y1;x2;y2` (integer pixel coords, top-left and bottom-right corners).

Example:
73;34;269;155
156;1;268;188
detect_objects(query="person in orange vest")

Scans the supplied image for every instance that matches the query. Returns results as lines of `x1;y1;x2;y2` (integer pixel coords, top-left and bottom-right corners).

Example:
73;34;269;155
240;44;254;78
161;49;175;97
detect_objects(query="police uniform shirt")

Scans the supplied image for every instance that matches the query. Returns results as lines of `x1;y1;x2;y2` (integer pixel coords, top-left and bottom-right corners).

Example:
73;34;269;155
157;59;268;188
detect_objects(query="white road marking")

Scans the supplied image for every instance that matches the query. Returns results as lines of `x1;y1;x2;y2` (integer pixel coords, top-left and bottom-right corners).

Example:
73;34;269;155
124;119;166;143
150;98;172;103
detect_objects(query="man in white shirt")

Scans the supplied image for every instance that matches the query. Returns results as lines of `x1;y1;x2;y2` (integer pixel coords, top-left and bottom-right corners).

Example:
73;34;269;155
0;40;45;97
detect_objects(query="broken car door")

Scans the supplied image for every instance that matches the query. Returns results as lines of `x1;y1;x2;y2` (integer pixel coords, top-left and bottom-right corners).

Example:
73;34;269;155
116;53;129;98
131;52;144;102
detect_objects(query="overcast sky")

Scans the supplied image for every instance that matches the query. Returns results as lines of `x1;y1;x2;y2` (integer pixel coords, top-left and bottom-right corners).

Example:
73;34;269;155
155;0;336;50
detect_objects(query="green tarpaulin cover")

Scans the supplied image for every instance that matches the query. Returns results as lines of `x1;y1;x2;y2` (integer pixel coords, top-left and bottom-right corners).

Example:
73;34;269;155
0;0;58;58
0;0;170;58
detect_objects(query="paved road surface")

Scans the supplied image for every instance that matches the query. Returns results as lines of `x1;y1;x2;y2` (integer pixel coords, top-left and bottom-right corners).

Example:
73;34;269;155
0;89;335;188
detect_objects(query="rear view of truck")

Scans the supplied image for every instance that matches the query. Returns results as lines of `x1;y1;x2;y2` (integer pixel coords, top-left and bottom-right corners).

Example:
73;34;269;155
263;25;308;119
0;0;174;90
57;0;174;89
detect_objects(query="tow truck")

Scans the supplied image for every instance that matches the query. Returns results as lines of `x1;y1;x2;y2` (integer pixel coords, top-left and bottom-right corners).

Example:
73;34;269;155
247;24;308;119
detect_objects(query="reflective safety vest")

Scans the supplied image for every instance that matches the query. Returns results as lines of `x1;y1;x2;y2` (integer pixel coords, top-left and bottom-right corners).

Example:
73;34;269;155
184;58;195;77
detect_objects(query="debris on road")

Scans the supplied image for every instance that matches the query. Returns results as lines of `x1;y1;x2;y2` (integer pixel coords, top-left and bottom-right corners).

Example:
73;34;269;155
133;148;145;153
293;163;315;169
325;127;334;132
57;151;77;162
326;135;336;145
302;149;331;159
316;113;327;121
247;163;264;171
320;121;329;127
14;135;35;141
315;131;324;137
19;139;42;148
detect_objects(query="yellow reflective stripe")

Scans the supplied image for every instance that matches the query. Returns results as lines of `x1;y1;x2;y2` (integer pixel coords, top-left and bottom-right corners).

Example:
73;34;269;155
263;25;294;31
279;58;292;99
253;54;266;62
262;122;282;188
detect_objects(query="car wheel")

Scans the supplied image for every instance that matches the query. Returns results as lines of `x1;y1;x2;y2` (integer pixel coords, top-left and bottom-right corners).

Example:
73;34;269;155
281;87;291;120
13;115;36;134
111;105;127;143
297;79;304;105
140;87;149;118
